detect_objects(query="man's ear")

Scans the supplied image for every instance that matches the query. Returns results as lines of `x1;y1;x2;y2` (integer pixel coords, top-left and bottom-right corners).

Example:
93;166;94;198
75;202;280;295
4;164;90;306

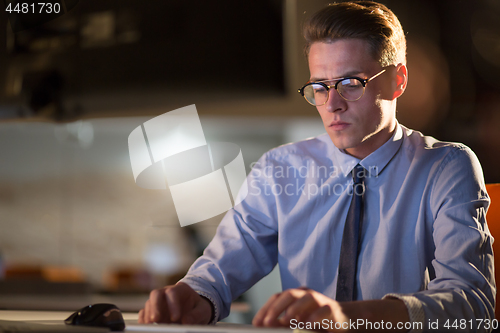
392;64;408;99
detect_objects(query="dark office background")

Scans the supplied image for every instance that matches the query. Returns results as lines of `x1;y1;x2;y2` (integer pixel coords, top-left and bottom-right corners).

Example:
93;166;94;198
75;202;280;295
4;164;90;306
1;0;499;182
385;0;500;184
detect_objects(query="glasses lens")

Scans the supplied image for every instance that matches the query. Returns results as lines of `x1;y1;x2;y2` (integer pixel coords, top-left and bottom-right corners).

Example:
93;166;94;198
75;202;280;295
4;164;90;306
303;83;328;106
337;78;364;101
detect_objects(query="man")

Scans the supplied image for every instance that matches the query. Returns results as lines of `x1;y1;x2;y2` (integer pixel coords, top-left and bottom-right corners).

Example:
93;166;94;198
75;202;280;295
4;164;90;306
139;2;495;331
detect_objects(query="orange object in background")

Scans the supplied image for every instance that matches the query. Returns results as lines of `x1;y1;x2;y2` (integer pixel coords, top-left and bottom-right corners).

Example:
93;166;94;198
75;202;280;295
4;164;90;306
104;266;153;293
5;264;85;282
103;266;189;293
1;264;90;295
4;264;44;280
41;266;86;283
486;183;500;320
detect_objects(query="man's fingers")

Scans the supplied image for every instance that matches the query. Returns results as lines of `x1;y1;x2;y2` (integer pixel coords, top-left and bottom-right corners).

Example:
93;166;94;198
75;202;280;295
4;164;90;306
141;283;213;325
308;304;333;323
143;299;151;323
138;309;145;324
140;283;213;325
260;291;300;327
165;287;183;322
150;289;170;323
281;293;318;324
253;292;281;326
308;303;350;330
148;288;169;323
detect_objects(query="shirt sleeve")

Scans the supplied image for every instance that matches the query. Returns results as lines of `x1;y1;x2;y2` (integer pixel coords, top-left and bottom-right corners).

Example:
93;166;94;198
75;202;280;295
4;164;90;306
387;145;495;333
179;152;280;322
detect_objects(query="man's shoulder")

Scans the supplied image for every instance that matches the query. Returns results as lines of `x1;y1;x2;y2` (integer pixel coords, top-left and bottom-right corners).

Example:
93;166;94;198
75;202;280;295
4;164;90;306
402;125;470;155
400;125;482;176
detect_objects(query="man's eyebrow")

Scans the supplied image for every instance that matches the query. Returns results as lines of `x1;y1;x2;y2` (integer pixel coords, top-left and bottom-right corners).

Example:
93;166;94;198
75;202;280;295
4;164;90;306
310;71;364;82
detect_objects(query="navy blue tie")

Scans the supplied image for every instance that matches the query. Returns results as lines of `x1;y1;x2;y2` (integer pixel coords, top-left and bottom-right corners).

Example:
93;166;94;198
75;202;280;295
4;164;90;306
336;164;365;302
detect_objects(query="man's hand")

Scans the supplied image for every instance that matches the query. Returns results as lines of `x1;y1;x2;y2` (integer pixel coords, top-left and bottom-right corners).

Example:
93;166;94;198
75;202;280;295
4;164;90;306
253;287;349;328
253;288;410;332
138;282;213;325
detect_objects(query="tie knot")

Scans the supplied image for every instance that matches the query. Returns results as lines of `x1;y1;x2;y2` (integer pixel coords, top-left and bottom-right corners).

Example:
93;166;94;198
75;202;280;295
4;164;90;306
352;164;365;184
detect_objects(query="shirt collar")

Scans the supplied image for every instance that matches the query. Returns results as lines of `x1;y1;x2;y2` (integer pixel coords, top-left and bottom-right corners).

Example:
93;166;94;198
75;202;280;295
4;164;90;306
331;123;403;178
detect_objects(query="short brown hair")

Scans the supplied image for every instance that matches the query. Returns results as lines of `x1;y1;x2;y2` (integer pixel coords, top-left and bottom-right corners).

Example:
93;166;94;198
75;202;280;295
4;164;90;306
303;1;406;67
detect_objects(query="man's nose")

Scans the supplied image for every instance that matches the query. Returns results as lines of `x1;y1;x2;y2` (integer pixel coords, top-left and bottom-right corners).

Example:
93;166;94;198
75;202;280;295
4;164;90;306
325;88;347;113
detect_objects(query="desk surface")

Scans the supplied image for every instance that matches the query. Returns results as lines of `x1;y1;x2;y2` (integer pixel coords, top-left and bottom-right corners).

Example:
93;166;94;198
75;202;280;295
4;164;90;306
0;310;139;321
0;311;291;333
0;295;249;314
0;295;148;312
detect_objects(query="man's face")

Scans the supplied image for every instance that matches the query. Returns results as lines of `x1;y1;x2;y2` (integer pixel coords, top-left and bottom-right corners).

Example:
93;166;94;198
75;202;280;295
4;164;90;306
308;39;397;159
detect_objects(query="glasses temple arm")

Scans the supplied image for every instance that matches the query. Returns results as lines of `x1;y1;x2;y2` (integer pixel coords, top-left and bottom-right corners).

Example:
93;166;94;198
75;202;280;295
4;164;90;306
366;69;386;82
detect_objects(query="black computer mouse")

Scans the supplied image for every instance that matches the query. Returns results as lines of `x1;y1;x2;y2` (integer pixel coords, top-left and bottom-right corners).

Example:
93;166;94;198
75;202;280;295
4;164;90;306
65;303;125;331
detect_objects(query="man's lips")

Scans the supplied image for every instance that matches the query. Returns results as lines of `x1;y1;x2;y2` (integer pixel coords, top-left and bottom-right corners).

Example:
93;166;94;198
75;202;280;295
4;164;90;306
329;121;350;131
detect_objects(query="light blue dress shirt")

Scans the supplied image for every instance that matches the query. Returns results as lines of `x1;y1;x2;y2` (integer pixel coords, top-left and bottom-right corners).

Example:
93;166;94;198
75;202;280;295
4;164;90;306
181;124;495;332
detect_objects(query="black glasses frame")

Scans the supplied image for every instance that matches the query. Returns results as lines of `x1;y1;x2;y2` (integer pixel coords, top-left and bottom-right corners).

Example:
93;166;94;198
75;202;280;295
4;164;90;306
297;69;386;105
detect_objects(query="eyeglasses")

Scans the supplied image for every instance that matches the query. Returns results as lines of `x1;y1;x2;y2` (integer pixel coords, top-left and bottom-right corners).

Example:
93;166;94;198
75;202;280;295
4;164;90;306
297;69;386;106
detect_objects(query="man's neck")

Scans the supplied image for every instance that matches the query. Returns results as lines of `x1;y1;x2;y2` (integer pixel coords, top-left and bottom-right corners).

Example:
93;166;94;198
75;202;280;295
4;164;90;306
344;121;397;160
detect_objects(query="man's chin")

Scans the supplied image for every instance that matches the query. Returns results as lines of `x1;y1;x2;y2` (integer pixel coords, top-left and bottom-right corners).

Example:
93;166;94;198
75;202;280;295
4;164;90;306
328;133;355;151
